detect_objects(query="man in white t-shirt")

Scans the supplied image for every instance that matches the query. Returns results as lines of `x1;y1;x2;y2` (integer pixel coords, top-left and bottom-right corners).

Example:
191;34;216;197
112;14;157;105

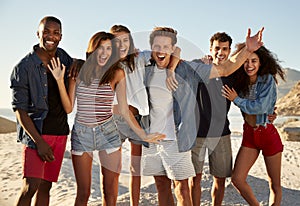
142;26;264;206
142;27;195;206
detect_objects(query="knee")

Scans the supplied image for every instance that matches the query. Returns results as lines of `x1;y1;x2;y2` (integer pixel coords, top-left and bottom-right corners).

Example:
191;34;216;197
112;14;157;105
213;177;226;188
155;177;171;192
174;183;190;198
21;185;38;198
189;175;201;188
20;178;40;197
231;173;244;188
39;180;52;192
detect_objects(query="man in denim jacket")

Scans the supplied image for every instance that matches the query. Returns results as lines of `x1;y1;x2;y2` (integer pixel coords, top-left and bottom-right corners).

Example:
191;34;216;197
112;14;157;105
10;16;73;206
142;26;264;205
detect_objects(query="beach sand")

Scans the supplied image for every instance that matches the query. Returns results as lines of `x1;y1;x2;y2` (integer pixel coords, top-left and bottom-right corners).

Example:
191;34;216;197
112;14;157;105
0;120;299;205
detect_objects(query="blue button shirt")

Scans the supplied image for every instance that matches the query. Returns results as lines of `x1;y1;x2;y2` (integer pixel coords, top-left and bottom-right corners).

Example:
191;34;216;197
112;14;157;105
10;45;73;148
145;60;212;152
233;74;277;126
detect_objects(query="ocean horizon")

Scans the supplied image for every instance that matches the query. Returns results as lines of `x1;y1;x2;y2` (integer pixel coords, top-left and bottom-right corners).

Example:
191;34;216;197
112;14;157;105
1;106;299;135
0;106;246;134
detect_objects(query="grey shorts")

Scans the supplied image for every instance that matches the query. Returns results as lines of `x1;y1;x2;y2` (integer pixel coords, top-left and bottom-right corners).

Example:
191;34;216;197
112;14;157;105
71;118;122;153
142;140;195;180
191;135;232;177
113;114;148;146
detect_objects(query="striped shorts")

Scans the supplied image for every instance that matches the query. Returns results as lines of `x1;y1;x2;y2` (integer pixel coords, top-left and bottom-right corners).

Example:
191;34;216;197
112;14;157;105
142;140;195;180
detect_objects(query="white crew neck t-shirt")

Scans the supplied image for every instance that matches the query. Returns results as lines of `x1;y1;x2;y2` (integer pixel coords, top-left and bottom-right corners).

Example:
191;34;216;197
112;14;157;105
148;65;176;141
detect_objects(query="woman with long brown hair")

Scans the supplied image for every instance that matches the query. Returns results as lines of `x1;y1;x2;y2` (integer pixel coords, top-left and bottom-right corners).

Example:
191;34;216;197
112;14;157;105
49;31;165;206
222;43;285;205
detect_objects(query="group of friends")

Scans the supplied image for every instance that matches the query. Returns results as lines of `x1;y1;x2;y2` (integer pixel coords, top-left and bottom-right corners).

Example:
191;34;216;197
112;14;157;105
10;15;285;206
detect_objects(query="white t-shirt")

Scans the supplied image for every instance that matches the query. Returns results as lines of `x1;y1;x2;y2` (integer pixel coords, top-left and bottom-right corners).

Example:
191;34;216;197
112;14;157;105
148;65;176;141
113;51;150;115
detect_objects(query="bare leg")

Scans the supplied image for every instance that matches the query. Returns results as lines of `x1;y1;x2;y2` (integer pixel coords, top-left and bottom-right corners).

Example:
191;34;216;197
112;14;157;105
15;177;41;206
211;176;225;206
154;176;175;206
264;152;282;206
189;173;202;206
130;143;142;206
173;179;192;206
231;146;260;206
34;179;52;206
99;150;121;206
72;153;93;206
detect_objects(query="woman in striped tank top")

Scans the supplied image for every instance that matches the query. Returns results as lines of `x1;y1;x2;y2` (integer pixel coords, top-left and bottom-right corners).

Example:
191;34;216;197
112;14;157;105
49;31;165;206
222;44;285;206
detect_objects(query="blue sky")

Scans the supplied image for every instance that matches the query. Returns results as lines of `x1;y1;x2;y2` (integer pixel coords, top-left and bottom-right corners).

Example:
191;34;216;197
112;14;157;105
1;0;299;108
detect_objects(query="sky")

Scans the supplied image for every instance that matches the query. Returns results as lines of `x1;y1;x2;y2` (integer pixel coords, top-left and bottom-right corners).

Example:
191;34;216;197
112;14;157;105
1;0;299;109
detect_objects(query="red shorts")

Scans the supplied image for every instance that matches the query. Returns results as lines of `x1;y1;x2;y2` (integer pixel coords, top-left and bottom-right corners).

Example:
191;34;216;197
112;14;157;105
242;122;283;156
22;135;67;182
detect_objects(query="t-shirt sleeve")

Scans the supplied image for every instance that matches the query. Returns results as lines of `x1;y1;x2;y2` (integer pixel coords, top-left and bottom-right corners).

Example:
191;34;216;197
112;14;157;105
186;59;212;83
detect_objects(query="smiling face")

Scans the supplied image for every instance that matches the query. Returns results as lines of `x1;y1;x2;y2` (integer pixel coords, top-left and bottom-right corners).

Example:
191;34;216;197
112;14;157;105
37;20;62;54
113;31;130;59
210;40;231;65
96;39;113;67
244;52;260;82
151;36;175;69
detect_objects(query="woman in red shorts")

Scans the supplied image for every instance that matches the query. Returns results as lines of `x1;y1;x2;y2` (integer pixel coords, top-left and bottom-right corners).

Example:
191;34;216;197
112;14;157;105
222;43;285;206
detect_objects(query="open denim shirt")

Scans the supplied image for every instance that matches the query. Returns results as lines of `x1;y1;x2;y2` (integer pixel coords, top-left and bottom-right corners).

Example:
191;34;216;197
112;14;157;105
144;60;212;152
10;45;73;149
233;74;277;126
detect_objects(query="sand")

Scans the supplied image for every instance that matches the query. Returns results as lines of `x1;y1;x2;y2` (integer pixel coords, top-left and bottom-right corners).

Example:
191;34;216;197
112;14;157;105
0;117;299;205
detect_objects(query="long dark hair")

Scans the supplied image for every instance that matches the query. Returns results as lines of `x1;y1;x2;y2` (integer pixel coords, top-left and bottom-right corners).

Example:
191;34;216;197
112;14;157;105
232;43;286;96
78;31;120;86
110;25;136;72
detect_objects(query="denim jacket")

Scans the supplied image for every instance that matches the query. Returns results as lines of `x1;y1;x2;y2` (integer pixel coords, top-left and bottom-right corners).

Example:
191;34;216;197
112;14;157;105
10;45;73;149
233;74;277;126
144;60;212;152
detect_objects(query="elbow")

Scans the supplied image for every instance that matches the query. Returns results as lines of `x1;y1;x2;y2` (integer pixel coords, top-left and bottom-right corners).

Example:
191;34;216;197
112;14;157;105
222;72;230;77
214;64;228;77
64;105;73;114
218;69;229;77
65;108;72;114
221;67;231;77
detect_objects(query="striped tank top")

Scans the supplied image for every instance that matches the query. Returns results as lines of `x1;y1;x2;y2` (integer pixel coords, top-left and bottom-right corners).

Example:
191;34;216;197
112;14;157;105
75;79;114;125
245;83;257;100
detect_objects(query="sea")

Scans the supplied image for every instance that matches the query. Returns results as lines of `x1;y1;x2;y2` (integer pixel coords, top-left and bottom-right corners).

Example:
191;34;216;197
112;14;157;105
1;106;299;136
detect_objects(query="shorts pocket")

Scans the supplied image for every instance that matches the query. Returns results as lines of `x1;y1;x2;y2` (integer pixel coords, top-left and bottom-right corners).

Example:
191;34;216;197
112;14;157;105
113;114;124;124
102;119;118;136
71;122;86;139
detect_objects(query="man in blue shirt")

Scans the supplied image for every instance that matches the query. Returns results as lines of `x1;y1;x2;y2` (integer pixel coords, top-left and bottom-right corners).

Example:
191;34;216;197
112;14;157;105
143;26;264;205
10;16;73;206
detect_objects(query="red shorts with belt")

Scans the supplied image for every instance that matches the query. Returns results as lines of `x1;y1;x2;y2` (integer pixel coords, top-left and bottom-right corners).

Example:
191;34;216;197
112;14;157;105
22;135;67;182
242;122;283;156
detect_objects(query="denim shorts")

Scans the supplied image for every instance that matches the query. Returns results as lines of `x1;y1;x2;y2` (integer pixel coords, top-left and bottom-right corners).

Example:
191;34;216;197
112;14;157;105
71;118;122;153
113;114;148;146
